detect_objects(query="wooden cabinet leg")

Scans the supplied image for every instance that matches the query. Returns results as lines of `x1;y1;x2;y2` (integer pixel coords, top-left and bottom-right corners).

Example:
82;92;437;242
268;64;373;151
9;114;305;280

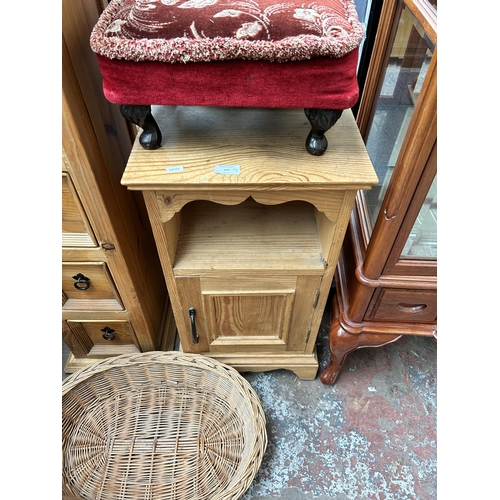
304;108;343;156
320;315;402;385
120;104;162;150
319;317;359;385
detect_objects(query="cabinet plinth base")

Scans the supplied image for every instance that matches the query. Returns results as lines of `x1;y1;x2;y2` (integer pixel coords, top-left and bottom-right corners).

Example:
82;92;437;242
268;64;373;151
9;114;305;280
199;350;319;380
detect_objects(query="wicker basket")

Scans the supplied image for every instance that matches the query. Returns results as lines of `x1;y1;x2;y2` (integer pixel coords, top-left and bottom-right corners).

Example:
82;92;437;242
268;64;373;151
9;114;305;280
62;352;267;500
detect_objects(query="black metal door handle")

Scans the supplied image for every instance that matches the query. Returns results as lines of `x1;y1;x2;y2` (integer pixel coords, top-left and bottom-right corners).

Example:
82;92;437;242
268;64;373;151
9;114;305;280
189;307;199;344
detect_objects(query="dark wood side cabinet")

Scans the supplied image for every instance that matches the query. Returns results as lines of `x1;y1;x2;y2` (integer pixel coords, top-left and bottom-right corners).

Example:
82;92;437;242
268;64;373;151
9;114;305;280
320;0;437;384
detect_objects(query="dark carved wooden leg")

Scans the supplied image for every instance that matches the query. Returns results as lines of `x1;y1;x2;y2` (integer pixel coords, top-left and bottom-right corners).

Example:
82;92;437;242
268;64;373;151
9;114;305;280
320;314;403;385
304;108;343;156
120;105;162;150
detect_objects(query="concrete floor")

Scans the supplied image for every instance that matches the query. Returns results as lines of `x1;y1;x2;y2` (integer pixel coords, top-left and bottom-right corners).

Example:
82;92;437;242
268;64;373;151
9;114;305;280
62;295;437;500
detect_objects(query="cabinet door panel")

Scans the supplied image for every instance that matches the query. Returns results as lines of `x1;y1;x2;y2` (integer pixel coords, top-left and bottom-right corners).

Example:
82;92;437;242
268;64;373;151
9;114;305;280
176;275;320;354
204;292;292;352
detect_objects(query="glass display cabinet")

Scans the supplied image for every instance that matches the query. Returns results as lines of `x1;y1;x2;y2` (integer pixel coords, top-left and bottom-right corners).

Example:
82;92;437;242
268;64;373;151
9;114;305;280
320;0;437;384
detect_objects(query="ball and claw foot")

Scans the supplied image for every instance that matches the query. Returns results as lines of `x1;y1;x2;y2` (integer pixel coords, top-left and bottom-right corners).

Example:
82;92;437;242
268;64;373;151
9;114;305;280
120;104;162;150
304;108;343;156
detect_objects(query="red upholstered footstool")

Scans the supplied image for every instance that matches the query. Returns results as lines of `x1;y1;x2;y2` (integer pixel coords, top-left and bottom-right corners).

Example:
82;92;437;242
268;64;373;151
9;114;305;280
90;0;364;155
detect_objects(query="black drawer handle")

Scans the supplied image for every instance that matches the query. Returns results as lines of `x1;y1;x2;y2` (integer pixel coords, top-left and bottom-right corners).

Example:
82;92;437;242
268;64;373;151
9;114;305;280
101;326;116;341
396;303;427;313
72;273;91;291
189;307;199;344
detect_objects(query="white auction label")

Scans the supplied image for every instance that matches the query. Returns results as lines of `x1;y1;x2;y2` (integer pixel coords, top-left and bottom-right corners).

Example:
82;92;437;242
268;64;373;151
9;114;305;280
214;165;241;174
165;166;184;173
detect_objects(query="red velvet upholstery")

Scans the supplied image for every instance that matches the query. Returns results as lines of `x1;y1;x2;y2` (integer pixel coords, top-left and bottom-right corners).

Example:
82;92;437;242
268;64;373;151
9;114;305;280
91;0;363;109
97;49;359;108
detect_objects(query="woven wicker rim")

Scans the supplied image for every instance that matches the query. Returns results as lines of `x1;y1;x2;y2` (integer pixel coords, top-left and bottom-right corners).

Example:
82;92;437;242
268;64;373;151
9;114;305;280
62;352;267;500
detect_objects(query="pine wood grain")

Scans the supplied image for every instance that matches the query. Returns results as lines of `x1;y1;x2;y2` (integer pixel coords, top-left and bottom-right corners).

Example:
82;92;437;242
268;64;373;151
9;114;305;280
62;0;176;369
62;262;123;304
174;199;324;274
121;108;378;191
62;172;97;247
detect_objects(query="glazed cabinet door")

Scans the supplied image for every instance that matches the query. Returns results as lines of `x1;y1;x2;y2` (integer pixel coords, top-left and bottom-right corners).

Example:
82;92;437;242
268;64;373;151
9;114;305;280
176;275;322;354
355;0;437;280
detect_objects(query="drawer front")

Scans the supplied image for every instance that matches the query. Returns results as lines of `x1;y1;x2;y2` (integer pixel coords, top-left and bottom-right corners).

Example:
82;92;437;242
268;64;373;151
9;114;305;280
64;320;139;358
366;288;437;323
62;262;124;311
62;172;97;247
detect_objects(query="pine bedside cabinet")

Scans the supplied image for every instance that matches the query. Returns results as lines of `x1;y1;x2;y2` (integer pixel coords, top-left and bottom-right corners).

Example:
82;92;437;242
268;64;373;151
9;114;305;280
121;105;378;379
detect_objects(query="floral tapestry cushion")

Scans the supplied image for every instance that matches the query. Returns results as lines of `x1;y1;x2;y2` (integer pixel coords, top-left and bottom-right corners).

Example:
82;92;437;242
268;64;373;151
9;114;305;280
91;0;364;63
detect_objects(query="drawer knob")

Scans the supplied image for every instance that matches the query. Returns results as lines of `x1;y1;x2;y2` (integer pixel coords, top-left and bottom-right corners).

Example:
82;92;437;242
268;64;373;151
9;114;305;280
396;303;427;313
72;273;90;291
101;326;116;341
189;307;199;344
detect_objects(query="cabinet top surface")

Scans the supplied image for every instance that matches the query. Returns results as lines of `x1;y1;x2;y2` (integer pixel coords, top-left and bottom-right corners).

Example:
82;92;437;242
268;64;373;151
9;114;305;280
121;107;378;191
